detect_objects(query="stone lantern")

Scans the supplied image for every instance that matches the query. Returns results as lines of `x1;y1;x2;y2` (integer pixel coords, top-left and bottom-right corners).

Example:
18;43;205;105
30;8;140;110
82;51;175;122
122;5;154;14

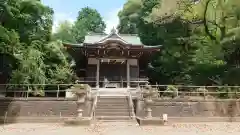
142;85;157;119
72;84;87;118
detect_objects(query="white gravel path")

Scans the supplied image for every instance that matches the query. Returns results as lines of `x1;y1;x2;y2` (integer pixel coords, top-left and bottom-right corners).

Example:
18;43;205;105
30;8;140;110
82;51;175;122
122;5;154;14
1;122;240;135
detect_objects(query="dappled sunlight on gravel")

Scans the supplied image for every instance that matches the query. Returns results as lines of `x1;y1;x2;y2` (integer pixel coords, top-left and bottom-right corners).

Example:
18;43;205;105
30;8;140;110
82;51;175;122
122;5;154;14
1;122;240;135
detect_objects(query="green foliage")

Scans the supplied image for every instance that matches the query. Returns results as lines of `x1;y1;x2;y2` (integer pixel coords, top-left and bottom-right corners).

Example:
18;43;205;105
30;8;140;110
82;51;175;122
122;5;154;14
117;0;141;34
120;0;240;86
196;87;208;96
73;7;106;43
1;2;106;95
52;21;76;43
44;41;74;84
164;85;178;98
54;7;106;43
9;46;47;94
2;0;240;98
0;0;74;95
76;7;106;33
0;25;21;55
216;86;232;99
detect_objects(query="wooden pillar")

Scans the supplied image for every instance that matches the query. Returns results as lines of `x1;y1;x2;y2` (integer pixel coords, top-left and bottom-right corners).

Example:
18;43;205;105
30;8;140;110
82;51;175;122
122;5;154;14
96;59;100;88
127;59;130;88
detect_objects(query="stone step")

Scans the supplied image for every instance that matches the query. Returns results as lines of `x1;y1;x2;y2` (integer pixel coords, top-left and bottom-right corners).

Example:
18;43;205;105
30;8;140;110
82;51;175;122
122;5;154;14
96;120;138;124
96;105;129;109
98;98;128;101
94;95;134;121
98;96;128;99
98;96;128;98
97;103;128;105
95;108;131;112
97;102;128;105
95;110;131;114
98;98;128;102
96;108;130;112
95;112;130;116
97;103;127;105
98;94;128;96
95;116;132;120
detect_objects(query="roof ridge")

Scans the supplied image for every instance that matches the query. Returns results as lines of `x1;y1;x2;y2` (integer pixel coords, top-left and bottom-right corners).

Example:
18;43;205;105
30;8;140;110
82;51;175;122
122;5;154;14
62;42;83;46
118;34;139;36
87;32;107;36
86;33;139;37
97;29;128;44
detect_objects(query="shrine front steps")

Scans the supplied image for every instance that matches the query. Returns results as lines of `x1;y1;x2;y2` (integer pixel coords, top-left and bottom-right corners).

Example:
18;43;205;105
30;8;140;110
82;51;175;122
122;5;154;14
94;95;135;121
95;116;133;121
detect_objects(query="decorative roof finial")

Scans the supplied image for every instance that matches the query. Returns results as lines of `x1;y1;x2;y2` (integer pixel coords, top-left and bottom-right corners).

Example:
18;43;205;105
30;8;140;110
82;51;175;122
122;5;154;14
111;27;117;34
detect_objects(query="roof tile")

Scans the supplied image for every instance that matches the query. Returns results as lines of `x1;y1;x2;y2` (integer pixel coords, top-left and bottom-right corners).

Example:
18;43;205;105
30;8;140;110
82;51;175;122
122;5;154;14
84;33;143;45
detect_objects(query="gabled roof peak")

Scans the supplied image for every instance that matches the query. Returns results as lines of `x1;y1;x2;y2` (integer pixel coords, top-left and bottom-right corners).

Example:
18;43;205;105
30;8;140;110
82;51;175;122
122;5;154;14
110;27;118;34
97;27;128;44
83;30;143;45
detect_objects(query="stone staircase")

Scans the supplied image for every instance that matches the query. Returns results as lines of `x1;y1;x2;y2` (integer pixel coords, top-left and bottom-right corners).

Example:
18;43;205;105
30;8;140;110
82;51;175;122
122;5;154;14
95;95;135;121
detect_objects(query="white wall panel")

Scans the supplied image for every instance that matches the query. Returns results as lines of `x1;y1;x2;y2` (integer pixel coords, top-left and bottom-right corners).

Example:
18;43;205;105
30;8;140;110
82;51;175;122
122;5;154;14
88;58;98;65
129;59;138;66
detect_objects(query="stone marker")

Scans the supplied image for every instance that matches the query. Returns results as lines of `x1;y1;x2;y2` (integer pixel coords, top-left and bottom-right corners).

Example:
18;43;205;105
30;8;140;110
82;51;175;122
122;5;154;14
163;114;168;125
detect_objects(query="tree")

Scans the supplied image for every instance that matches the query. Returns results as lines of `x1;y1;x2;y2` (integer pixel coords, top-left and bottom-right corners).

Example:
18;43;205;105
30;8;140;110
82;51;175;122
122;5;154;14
117;11;138;34
117;0;141;34
9;45;47;95
119;0;240;85
0;25;21;83
0;0;53;44
52;21;76;43
179;0;240;85
1;0;74;95
72;7;106;43
0;0;53;85
43;41;73;84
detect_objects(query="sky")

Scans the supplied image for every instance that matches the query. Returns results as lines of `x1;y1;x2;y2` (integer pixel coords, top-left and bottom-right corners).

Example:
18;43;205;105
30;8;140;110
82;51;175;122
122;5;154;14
42;0;126;33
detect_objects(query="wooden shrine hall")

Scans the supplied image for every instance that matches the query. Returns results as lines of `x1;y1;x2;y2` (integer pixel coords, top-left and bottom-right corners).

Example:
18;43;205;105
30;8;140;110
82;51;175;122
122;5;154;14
64;28;161;88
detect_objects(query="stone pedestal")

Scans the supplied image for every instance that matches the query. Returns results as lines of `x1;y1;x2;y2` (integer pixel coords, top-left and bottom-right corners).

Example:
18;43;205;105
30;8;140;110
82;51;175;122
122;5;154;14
64;84;93;126
145;98;153;119
85;93;93;116
136;97;144;117
145;107;152;118
76;100;83;118
142;85;156;119
72;85;86;118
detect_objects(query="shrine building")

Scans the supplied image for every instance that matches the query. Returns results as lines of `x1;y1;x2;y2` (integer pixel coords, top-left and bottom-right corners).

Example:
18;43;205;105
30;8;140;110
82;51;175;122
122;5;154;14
64;28;161;89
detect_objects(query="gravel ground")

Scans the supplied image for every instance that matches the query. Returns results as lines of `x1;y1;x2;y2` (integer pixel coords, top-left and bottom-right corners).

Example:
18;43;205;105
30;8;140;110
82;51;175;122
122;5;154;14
1;122;240;135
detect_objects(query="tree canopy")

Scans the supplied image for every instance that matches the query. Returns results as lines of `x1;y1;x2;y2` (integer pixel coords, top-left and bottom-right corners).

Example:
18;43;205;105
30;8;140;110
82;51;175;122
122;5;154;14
2;0;240;96
53;7;106;43
118;0;240;85
0;1;107;95
0;0;73;95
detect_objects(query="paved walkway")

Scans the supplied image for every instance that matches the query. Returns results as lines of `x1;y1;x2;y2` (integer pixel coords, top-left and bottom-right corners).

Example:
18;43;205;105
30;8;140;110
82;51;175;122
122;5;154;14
1;122;240;135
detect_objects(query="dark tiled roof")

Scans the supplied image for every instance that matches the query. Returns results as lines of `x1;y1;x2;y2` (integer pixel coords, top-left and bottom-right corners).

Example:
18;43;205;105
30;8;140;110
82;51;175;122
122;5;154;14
64;28;162;48
84;28;143;45
84;33;143;45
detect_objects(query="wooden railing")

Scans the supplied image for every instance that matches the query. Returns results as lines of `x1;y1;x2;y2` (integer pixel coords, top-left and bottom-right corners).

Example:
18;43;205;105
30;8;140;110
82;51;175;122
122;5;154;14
90;90;98;122
0;84;89;99
2;84;240;99
78;77;148;82
139;85;240;99
76;77;149;88
127;89;136;119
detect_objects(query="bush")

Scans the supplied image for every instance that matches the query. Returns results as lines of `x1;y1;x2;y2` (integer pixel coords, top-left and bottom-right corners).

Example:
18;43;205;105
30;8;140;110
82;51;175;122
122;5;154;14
217;86;232;99
163;85;178;98
196;87;208;96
